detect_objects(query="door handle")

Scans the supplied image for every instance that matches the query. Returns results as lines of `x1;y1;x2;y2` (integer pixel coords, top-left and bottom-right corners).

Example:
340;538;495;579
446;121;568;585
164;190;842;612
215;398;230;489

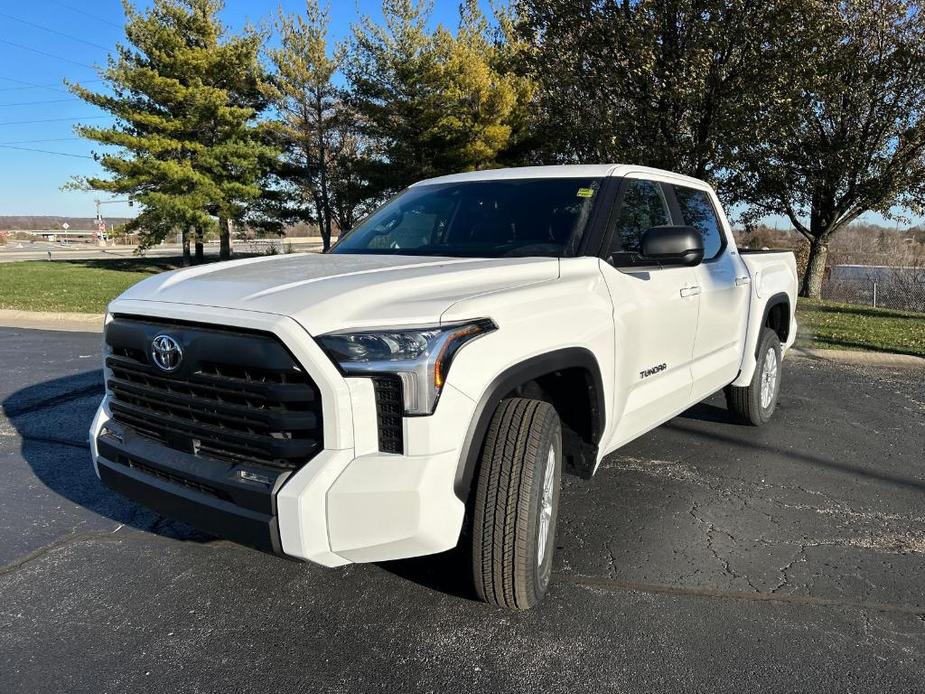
680;285;701;297
735;276;751;286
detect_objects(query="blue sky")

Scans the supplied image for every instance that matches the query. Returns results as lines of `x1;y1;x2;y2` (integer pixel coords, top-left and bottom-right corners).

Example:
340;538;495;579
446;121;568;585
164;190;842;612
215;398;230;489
0;0;488;220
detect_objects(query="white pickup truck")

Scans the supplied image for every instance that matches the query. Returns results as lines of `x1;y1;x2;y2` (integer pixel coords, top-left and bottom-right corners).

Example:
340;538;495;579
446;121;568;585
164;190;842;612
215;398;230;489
90;165;797;608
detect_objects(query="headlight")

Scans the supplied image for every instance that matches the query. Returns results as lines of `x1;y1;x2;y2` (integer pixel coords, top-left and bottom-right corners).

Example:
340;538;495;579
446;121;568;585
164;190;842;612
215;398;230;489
316;319;496;415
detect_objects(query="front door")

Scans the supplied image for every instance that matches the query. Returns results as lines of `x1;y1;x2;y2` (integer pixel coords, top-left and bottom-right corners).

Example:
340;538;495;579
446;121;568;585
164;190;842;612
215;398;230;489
597;177;701;451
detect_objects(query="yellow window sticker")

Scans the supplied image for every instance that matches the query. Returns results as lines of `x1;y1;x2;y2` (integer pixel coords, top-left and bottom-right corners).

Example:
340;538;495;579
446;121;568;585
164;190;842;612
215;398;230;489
576;187;594;198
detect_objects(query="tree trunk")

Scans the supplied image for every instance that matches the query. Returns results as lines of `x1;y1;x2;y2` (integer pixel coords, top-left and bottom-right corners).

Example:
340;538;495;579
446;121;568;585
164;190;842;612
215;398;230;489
316;94;332;253
219;216;231;260
194;231;204;264
800;238;828;299
314;197;330;252
320;181;332;252
181;226;191;267
323;208;332;251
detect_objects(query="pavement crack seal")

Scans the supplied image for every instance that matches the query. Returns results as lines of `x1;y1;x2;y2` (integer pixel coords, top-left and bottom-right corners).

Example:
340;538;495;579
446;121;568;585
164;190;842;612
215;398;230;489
0;531;127;579
555;573;925;617
1;382;103;419
0;528;243;580
20;434;89;450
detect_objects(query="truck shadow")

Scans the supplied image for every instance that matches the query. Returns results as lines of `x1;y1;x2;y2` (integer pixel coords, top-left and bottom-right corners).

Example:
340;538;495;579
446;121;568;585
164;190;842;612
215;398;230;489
676;401;733;424
377;545;479;602
2;370;212;544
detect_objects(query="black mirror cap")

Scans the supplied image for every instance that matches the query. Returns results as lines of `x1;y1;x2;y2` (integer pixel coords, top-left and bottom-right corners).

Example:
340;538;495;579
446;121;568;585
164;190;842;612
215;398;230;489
640;225;704;267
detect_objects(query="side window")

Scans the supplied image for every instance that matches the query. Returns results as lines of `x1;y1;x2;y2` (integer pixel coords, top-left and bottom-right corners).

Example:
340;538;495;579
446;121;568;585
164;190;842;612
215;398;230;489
608;179;670;264
674;186;724;260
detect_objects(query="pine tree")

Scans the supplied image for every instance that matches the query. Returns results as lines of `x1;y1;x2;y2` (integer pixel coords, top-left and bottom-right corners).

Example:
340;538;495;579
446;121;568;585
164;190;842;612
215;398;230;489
431;1;520;171
346;0;524;198
68;0;274;262
265;0;344;251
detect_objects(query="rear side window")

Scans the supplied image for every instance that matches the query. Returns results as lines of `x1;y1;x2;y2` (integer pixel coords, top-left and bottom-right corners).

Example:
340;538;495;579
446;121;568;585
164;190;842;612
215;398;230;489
674;186;725;260
608;179;671;264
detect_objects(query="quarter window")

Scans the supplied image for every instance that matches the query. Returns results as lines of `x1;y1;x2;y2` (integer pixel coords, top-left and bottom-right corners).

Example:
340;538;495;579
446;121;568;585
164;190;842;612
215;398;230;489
608;179;671;265
674;186;724;260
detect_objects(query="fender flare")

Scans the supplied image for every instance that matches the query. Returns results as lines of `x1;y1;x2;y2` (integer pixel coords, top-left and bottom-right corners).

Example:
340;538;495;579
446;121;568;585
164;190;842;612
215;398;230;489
453;347;606;501
755;292;791;355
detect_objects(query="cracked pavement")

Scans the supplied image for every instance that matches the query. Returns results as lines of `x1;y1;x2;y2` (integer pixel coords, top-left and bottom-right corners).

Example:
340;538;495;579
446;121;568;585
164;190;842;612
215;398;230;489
1;326;923;692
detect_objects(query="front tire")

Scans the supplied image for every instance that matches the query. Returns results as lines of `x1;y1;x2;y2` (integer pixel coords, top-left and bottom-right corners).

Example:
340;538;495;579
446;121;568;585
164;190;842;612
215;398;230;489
471;398;562;609
725;327;782;426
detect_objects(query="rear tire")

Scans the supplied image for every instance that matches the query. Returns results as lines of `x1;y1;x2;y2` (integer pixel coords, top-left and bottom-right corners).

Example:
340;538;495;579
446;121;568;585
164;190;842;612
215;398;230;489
471;398;562;609
725;327;782;426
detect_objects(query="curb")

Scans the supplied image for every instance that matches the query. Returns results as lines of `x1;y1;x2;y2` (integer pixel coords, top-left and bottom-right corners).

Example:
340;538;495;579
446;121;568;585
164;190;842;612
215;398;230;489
0;309;104;333
790;346;925;369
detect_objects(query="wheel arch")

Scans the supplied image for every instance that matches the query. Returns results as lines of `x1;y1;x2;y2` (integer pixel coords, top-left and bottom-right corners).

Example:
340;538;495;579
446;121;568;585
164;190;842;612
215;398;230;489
454;347;605;501
758;292;791;353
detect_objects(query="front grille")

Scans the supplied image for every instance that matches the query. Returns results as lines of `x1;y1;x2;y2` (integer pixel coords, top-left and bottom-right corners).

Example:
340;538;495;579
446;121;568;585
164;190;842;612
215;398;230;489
372;376;404;454
105;316;323;470
115;452;230;501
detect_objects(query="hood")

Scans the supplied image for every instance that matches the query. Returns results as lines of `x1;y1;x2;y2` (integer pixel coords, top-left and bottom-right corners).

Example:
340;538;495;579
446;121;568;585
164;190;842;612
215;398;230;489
117;253;560;334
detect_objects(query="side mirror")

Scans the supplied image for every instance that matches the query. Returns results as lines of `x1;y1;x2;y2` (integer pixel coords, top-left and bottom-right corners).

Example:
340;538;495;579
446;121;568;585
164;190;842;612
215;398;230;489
640;225;704;266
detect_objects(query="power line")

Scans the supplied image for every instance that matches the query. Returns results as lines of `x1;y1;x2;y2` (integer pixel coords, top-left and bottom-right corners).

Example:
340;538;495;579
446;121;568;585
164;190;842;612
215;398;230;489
0;137;81;144
0;11;111;51
0;143;93;159
0;115;109;126
0;98;79;107
47;1;123;30
0;39;96;70
0;77;68;93
0;77;104;92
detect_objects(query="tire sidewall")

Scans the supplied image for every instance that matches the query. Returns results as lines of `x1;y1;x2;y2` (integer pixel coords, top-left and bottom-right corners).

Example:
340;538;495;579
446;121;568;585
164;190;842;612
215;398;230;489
529;419;562;597
752;331;782;423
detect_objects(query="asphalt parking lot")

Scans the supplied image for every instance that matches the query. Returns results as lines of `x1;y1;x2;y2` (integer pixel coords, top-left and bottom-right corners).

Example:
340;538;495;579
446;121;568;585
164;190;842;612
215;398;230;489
1;326;923;693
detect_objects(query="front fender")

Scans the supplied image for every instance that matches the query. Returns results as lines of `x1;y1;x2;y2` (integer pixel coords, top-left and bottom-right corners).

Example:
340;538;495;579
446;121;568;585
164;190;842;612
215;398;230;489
440;258;614;499
451;347;606;500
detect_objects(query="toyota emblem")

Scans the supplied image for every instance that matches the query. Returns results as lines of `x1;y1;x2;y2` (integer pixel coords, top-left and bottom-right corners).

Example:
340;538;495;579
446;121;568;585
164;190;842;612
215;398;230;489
151;334;183;372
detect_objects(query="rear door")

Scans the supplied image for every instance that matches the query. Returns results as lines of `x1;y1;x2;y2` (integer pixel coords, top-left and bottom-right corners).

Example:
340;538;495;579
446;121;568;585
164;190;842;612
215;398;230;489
597;177;701;449
670;184;750;399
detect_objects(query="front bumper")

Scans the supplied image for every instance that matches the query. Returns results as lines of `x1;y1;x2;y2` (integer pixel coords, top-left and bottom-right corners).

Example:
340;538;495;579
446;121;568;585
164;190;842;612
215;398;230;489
90;300;472;567
96;437;285;554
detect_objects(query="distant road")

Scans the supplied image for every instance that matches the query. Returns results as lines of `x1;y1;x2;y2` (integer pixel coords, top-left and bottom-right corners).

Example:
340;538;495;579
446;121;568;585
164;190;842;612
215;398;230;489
0;238;327;263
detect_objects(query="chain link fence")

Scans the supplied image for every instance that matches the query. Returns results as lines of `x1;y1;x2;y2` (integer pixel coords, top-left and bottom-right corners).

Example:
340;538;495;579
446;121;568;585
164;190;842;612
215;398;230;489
822;265;925;312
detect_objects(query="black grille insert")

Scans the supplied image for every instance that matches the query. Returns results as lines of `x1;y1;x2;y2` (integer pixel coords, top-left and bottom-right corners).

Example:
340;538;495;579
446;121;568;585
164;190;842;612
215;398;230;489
372;376;404;454
105;316;322;470
116;452;230;501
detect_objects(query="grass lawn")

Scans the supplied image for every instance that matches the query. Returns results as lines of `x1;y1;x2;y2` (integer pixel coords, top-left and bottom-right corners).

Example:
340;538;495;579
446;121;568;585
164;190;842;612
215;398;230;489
795;298;925;358
0;257;191;313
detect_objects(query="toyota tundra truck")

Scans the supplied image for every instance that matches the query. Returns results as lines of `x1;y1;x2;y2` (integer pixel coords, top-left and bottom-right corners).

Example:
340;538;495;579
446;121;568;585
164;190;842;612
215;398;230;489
90;165;798;609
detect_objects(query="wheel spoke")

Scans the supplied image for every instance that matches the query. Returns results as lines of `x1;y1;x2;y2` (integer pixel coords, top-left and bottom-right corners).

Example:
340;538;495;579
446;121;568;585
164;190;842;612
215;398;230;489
760;347;778;409
537;445;556;566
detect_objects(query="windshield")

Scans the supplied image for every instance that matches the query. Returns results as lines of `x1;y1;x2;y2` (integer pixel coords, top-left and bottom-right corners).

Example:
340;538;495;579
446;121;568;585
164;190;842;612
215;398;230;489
331;178;602;258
